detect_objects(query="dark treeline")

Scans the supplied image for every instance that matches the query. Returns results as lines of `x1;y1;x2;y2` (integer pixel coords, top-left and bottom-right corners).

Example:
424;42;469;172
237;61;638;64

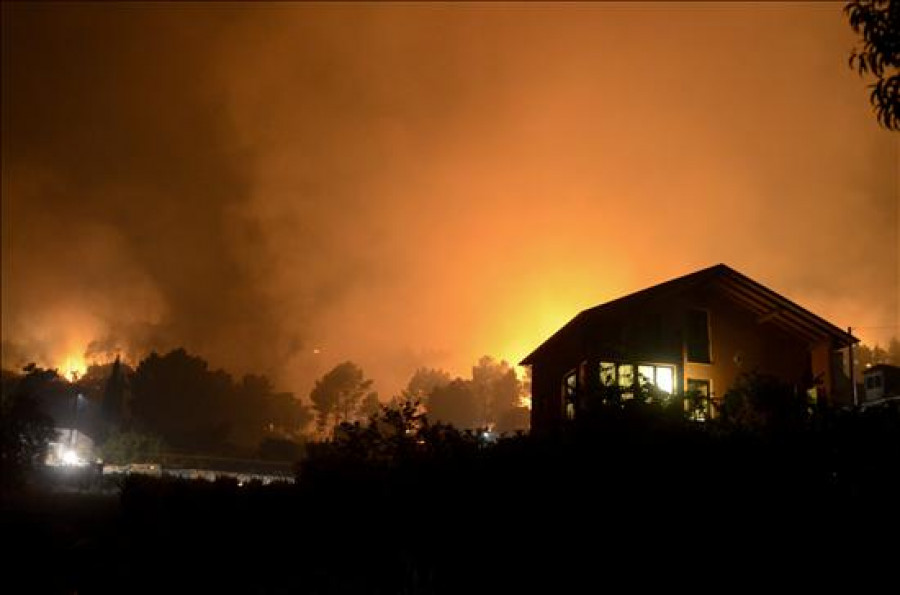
1;348;530;484
1;349;314;471
306;356;530;439
853;336;900;377
3;346;898;592
8;374;897;593
7;335;892;474
128;350;312;455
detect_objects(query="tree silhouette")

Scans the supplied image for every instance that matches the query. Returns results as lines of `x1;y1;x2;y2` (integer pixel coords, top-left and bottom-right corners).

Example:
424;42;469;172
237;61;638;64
889;337;900;364
74;360;133;439
130;349;235;452
471;356;521;426
846;0;900;129
401;367;451;402
359;391;381;419
852;339;900;381
427;378;480;429
231;374;313;447
1;366;56;486
101;356;128;434
129;348;309;454
309;361;374;434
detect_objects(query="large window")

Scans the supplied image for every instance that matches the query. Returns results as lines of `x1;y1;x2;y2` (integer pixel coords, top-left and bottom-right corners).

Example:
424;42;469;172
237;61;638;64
686;309;711;363
637;365;655;387
655;366;674;394
600;361;676;399
686;378;711;421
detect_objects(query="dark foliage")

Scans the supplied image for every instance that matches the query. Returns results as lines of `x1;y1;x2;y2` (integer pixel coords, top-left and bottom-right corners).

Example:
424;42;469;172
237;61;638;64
1;368;56;488
128;348;311;455
401;367;452;402
414;357;529;432
130;349;235;452
99;356;127;434
425;377;480;428
719;371;811;433
98;429;164;465
309;361;376;434
846;0;900;129
6;390;898;592
257;436;304;461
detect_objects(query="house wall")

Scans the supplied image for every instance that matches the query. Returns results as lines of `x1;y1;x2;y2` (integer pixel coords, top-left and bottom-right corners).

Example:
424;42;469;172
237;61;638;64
810;339;838;404
528;330;587;434
530;363;562;434
679;285;810;402
529;282;829;432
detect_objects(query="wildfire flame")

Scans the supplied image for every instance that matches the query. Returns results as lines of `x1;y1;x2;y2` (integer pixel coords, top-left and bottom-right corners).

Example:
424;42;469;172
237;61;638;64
59;353;87;381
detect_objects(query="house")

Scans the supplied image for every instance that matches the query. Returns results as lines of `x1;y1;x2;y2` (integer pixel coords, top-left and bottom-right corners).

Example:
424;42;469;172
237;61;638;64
520;264;857;432
862;364;900;406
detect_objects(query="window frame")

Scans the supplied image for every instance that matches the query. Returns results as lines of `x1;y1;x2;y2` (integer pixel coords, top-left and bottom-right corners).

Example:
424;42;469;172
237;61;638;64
562;369;578;419
685;308;712;364
599;361;677;399
685;378;713;421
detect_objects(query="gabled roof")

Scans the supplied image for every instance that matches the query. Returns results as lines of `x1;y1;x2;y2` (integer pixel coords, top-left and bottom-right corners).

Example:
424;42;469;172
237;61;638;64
519;264;858;366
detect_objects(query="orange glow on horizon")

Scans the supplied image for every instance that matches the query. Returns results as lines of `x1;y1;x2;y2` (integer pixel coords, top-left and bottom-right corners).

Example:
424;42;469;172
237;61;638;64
1;6;894;400
485;269;628;373
58;353;87;381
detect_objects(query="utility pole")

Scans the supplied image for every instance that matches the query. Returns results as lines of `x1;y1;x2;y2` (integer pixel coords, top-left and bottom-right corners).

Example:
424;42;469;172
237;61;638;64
847;326;858;408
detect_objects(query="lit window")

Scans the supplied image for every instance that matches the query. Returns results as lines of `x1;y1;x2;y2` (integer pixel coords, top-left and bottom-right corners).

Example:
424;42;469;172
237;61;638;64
562;371;577;418
637;365;655;387
600;362;616;386
655;366;674;394
686;378;711;421
806;387;818;404
600;362;676;401
618;364;634;399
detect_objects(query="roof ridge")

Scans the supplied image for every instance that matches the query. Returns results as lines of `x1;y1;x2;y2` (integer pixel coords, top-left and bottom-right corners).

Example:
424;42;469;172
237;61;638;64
519;263;855;366
576;263;726;317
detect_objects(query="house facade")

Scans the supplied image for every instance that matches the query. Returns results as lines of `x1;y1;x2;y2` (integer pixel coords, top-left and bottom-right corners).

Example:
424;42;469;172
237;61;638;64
863;364;900;404
520;264;856;433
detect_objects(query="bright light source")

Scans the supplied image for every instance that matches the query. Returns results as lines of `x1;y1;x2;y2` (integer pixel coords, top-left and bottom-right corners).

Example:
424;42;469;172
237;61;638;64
59;354;87;381
61;449;83;466
656;367;674;394
480;430;498;444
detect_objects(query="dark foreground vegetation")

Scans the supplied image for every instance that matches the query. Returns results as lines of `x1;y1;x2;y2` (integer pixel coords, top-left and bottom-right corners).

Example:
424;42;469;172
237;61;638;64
4;385;900;594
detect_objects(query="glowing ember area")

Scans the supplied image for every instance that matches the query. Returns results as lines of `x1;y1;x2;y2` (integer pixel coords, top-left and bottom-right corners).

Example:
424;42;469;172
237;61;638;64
59;353;87;380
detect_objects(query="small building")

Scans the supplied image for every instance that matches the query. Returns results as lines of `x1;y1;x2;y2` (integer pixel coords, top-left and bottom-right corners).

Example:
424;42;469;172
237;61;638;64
862;364;900;404
520;264;856;433
46;427;95;466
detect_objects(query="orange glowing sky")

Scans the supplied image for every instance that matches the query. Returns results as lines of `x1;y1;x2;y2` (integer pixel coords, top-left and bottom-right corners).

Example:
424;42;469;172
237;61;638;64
2;3;897;397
